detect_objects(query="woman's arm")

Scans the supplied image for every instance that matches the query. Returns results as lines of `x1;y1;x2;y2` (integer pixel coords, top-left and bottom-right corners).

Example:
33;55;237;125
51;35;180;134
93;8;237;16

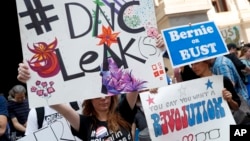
11;117;26;132
126;92;139;110
222;88;239;110
223;76;241;110
0;115;8;136
131;122;136;140
50;104;80;132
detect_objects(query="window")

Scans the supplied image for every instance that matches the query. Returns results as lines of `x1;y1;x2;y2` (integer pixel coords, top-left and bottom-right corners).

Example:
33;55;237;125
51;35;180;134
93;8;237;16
211;0;228;12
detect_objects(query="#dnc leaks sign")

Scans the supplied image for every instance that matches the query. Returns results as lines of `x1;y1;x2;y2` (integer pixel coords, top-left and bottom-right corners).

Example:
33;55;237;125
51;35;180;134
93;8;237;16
161;21;228;68
16;0;166;108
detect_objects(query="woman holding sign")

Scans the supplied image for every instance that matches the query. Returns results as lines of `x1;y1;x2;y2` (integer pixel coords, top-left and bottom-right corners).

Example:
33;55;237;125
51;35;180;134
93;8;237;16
155;33;241;110
17;35;165;140
191;60;241;110
17;62;139;141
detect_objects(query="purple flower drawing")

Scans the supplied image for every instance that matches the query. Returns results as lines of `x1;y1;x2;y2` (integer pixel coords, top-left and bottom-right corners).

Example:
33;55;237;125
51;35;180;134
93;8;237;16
101;57;147;94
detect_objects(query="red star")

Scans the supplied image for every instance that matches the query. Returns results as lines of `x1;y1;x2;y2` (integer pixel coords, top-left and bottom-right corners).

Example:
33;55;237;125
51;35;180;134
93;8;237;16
146;95;154;105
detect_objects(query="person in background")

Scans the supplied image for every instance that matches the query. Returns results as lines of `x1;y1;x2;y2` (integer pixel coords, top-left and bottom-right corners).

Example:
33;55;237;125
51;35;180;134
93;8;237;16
210;55;250;106
173;65;199;83
244;43;250;47
0;93;10;141
224;43;250;85
131;95;151;141
239;45;250;97
162;51;174;84
226;43;241;57
7;85;29;139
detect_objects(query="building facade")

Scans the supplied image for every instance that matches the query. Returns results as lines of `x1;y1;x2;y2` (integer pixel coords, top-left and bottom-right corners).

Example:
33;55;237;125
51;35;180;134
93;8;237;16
154;0;250;45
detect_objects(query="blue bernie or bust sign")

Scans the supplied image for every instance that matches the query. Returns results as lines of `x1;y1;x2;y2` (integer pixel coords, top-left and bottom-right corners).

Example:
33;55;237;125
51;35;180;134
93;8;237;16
161;21;229;68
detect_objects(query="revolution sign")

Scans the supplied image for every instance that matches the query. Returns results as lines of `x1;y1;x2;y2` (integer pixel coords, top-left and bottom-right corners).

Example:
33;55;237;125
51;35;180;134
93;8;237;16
161;21;229;68
140;75;235;141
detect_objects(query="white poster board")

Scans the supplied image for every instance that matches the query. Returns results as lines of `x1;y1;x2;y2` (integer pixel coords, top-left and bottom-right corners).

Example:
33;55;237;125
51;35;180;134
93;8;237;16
15;0;166;108
140;75;235;141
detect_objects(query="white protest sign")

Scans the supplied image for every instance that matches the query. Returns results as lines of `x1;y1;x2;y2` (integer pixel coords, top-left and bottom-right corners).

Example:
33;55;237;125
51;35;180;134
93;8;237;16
17;115;81;141
16;0;166;108
140;75;235;141
17;105;82;141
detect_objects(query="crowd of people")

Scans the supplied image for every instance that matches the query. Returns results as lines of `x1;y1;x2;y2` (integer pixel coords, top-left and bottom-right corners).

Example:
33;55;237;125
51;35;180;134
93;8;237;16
1;38;250;141
0;15;250;139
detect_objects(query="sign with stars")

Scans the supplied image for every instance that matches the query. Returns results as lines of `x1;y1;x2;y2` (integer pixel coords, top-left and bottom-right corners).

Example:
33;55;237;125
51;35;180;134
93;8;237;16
15;0;166;108
140;75;235;141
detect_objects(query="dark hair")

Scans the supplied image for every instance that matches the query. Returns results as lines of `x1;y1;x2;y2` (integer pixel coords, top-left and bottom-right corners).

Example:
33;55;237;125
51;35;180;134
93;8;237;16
227;43;239;50
181;65;199;81
244;43;250;47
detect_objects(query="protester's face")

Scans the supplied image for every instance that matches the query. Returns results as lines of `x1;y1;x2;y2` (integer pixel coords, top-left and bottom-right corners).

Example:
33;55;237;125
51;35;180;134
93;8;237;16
231;48;238;56
246;48;250;58
91;96;111;112
14;93;25;103
191;61;208;77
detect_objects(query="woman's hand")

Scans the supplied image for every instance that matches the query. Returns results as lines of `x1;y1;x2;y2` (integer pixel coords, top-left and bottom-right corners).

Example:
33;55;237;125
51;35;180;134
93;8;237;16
156;34;165;50
17;63;30;83
222;88;233;103
149;88;158;94
222;88;239;110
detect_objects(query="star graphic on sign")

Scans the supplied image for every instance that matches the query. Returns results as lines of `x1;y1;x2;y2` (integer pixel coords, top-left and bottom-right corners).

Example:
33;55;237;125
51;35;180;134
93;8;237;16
205;79;213;89
146;95;154;105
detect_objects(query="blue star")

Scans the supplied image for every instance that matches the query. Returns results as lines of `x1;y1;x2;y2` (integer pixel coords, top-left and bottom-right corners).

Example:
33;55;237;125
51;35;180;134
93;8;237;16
205;79;213;89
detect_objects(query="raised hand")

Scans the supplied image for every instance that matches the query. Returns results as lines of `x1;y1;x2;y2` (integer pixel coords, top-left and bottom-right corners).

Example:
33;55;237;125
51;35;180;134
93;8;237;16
17;63;31;83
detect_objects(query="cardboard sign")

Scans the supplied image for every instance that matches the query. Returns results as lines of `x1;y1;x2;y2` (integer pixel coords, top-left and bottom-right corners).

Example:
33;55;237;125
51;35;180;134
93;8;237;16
16;0;166;108
220;25;241;46
161;21;229;68
140;75;235;141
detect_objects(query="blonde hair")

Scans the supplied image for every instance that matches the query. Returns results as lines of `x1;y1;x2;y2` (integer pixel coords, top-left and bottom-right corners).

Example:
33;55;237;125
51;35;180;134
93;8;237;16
8;85;26;100
82;95;131;132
